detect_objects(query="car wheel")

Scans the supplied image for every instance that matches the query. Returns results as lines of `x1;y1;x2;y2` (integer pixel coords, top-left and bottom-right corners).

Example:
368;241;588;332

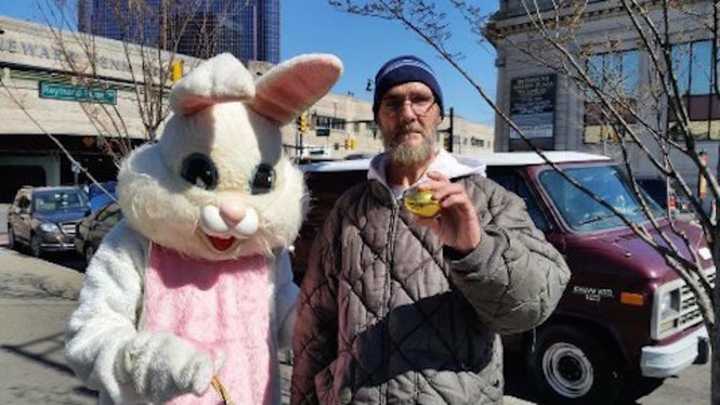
7;226;15;250
527;324;623;404
30;234;43;258
85;245;95;265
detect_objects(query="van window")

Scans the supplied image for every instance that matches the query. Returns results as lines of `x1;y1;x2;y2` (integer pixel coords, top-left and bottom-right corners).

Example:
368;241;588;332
489;171;550;232
539;165;665;232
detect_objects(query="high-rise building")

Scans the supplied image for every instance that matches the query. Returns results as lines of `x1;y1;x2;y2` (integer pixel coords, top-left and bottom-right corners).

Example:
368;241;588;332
77;0;280;64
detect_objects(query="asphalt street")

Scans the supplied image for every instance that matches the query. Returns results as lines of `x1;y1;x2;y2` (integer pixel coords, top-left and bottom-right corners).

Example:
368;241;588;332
0;247;93;404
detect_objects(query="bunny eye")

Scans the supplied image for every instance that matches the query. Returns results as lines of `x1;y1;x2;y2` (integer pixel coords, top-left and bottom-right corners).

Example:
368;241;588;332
181;153;218;190
250;163;275;195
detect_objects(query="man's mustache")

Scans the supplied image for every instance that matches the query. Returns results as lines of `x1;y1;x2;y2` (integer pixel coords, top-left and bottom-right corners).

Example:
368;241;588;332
393;125;425;139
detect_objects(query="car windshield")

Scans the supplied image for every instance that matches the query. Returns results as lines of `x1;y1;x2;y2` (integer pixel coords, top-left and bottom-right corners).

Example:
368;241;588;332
33;190;87;212
539;165;666;232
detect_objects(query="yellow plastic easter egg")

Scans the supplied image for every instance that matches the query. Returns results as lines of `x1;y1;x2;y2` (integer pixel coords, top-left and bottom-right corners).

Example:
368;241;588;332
403;189;441;218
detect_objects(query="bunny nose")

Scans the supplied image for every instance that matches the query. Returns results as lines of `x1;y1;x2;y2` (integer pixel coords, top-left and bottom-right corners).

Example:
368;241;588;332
219;199;246;225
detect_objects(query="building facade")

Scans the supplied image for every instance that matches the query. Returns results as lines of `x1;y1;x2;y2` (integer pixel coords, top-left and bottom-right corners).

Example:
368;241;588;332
0;16;163;201
486;0;718;190
78;0;281;63
0;15;492;202
282;92;494;161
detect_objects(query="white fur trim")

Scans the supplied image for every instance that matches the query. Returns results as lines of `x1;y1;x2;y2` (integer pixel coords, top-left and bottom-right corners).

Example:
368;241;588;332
170;53;255;116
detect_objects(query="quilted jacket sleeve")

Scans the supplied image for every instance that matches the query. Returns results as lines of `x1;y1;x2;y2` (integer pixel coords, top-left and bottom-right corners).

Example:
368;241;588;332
447;175;570;334
290;207;341;405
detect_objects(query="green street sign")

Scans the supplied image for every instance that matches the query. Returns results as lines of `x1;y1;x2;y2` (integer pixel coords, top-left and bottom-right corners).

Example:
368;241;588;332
316;128;330;137
39;81;117;105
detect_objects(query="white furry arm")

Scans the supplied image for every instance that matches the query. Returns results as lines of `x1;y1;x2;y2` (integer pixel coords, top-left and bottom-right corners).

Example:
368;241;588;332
273;250;299;349
65;222;217;404
65;222;147;403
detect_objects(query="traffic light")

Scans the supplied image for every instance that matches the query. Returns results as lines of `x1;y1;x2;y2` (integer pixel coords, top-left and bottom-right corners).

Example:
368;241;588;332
170;60;184;83
443;135;451;152
343;137;357;150
296;112;310;134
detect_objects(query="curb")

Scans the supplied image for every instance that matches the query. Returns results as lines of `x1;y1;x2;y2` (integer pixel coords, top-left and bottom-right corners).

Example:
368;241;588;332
0;247;84;300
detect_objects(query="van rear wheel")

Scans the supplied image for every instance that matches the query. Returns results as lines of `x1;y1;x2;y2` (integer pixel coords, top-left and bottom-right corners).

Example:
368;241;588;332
527;324;623;404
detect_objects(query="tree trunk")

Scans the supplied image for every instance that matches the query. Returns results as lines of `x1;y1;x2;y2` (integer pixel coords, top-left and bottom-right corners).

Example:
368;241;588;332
714;279;720;404
712;324;718;404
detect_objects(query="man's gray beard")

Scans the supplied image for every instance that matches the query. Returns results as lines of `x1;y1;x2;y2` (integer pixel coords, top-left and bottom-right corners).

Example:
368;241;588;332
384;133;437;167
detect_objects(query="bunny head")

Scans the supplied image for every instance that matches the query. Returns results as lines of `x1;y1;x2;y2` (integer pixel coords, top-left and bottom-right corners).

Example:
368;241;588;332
116;53;343;261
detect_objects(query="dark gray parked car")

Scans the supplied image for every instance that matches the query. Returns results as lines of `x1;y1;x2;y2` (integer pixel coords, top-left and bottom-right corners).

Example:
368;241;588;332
7;186;90;257
74;202;122;263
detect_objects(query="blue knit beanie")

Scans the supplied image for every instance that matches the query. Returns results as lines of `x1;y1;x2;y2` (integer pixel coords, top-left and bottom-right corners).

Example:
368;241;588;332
373;55;444;120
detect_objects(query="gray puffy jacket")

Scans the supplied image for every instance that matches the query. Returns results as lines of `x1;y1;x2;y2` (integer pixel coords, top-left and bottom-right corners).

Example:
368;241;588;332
291;168;570;405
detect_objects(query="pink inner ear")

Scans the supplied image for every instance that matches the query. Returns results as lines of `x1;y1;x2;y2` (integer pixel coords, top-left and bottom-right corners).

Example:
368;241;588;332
251;80;310;123
177;96;215;116
250;55;342;125
177;95;248;116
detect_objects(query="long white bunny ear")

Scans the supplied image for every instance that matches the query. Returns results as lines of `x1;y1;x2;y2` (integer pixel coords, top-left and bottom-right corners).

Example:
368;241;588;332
250;54;343;125
170;53;255;116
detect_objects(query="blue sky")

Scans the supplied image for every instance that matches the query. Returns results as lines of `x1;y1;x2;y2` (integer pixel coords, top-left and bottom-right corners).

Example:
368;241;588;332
0;1;499;125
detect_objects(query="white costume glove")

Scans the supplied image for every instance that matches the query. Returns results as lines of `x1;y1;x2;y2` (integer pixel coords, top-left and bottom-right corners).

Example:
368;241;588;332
118;332;217;403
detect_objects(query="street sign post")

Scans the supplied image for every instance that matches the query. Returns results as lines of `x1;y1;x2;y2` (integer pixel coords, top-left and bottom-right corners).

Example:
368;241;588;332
39;81;117;105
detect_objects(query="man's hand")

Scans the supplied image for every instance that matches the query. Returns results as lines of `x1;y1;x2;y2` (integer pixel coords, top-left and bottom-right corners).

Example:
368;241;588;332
413;171;481;255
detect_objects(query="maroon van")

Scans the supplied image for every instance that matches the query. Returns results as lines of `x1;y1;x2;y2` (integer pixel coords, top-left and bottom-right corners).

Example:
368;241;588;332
292;151;713;404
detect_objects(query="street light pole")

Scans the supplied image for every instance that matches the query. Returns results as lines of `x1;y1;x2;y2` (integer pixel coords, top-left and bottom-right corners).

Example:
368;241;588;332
439;107;454;153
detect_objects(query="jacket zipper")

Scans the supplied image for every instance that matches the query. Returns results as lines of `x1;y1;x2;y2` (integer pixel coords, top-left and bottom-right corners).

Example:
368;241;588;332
380;198;399;405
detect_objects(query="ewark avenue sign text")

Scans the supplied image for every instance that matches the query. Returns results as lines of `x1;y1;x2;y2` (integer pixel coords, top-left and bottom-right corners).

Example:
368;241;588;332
0;36;133;74
0;16;196;82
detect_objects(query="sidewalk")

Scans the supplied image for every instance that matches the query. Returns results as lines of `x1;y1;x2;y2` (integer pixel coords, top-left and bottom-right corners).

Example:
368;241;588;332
0;247;83;300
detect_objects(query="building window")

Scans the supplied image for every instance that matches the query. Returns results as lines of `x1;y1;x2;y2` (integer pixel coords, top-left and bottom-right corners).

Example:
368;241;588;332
668;40;720;139
353;122;360;133
583;49;640;144
314;115;346;131
470;137;485;147
366;121;378;138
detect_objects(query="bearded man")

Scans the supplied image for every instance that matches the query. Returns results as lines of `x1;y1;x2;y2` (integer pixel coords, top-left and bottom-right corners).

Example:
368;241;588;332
291;55;570;405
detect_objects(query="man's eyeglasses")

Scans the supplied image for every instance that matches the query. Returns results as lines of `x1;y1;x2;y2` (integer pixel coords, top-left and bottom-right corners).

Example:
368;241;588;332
379;93;436;117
